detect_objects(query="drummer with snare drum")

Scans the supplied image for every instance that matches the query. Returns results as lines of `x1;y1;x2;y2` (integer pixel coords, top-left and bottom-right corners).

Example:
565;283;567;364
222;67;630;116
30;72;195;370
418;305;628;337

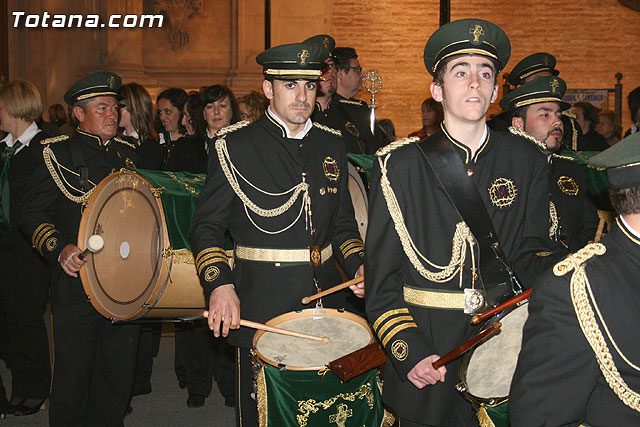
190;41;365;426
365;19;566;426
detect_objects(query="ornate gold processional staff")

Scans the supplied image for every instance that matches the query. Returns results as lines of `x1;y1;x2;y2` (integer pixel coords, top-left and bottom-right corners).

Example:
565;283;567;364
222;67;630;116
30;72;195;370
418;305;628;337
364;69;382;134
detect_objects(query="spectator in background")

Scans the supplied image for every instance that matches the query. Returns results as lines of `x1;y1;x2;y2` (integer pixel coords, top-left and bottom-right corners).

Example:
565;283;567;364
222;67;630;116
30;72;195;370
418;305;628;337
156;88;190;171
119;83;163;170
199;85;240;152
237;91;268;123
376;118;396;145
572;101;608;151
596;109;622;146
408;97;443;140
624;86;640;137
47;104;67;128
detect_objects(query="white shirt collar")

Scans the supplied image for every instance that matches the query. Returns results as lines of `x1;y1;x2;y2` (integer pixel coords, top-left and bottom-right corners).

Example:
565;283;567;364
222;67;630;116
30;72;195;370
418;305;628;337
123;129;139;140
267;106;313;139
620;215;640;238
13;121;41;153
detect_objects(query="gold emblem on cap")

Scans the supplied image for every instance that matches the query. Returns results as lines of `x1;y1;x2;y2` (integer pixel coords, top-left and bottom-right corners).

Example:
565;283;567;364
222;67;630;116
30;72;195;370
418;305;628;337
544;56;550;66
550;79;560;94
322;37;329;50
391;340;408;361
557;175;579;196
488;177;518;208
323;157;340;182
297;49;310;65
107;76;116;89
469;24;484;44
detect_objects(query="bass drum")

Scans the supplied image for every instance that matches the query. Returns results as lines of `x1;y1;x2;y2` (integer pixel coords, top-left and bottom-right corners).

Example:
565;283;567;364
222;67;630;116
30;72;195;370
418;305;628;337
78;169;209;321
347;161;369;241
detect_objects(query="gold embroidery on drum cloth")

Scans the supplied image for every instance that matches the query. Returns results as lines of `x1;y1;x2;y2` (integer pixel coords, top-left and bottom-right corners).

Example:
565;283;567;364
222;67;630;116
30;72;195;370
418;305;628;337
339;239;364;259
557;175;579;196
403;286;466;310
323;157;340;182
296;383;375;427
488;177;517;208
195;247;229;275
162;248;195;264
256;367;268;427
234;244;332;264
390;340;409;361
381;323;418;347
165;171;203;195
477;406;496;427
554;243;640;412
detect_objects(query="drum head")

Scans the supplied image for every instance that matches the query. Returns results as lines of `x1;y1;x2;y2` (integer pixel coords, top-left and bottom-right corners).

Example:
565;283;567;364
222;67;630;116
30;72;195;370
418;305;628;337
253;308;373;370
79;170;168;320
347;162;368;241
461;303;529;401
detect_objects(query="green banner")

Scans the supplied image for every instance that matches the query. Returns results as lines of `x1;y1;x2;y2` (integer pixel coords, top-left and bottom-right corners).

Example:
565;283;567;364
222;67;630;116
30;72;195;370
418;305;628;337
556;150;610;197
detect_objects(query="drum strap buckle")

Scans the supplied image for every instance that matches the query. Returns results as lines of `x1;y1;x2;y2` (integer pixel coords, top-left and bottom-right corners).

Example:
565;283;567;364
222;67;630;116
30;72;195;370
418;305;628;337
309;245;321;267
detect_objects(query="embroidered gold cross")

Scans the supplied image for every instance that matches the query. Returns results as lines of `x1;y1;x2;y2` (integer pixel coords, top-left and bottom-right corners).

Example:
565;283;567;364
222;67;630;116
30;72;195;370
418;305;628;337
297;49;310;65
107;76;116;89
544;56;550;66
550;79;559;94
322;37;329;50
328;403;353;427
469;24;484;43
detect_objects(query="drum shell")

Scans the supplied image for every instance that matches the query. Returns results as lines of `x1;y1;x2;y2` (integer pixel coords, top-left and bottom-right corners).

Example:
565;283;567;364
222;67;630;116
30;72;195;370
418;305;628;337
78;169;206;321
458;302;529;406
347;161;368;241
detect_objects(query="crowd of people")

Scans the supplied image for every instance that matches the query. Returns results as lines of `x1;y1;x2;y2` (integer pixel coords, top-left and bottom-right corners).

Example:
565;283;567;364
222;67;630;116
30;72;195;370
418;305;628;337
0;18;639;427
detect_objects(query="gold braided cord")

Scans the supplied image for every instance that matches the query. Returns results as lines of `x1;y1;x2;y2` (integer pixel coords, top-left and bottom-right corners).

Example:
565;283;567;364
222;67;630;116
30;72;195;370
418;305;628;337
549;200;559;238
562;111;579;151
552;153;576;162
43;146;95;203
554;243;640;412
215;138;312;235
378;155;475;283
313;122;342;136
508;126;547;151
375;137;420;157
216;120;251;137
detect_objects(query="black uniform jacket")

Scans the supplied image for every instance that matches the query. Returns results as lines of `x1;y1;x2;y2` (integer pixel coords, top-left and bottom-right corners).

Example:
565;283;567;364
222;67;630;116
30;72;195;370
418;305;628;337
549;154;600;252
190;111;364;348
164;134;208;174
313;94;382;155
365;126;565;424
19;129;137;303
510;218;640;426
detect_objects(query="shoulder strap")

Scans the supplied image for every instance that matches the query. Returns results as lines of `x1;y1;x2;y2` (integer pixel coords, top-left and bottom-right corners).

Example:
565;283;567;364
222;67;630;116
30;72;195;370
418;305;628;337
416;131;522;304
66;136;90;191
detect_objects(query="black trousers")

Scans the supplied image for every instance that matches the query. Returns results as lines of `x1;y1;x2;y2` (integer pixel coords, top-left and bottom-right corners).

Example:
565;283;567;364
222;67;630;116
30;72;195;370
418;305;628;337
0;245;51;400
236;347;258;427
49;298;139;427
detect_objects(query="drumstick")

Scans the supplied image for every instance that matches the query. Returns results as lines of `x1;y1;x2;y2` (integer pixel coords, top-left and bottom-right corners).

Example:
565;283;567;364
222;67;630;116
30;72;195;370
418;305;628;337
470;289;532;325
78;235;105;260
432;321;502;370
301;276;364;305
201;311;330;343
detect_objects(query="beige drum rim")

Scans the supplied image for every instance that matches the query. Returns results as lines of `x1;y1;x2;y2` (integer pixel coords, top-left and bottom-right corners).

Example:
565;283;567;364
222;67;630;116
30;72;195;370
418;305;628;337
252;308;373;371
347;162;368;241
78;169;170;321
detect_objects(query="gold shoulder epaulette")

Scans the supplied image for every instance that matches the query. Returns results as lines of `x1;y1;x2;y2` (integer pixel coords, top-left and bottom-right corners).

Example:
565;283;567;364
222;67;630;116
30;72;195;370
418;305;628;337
41;135;69;145
313;122;342;137
113;137;137;150
508;126;547;151
552;153;577;162
339;98;366;107
216;120;251;137
561;111;577;119
375;137;420;157
553;243;606;276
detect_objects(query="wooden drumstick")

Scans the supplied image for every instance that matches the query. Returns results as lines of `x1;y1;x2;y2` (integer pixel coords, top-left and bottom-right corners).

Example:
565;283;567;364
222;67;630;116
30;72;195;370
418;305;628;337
470;289;532;325
301;276;364;305
201;311;330;343
432;321;502;370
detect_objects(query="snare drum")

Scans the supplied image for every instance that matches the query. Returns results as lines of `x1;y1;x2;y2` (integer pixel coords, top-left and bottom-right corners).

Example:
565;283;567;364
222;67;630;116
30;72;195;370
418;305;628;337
458;303;529;427
78;168;212;320
252;308;389;426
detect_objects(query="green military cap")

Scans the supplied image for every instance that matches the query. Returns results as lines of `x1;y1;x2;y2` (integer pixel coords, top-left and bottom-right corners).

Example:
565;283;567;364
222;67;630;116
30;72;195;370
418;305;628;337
256;42;327;80
303;34;336;57
64;71;122;105
508;52;559;86
500;76;571;112
589;132;640;189
423;18;511;76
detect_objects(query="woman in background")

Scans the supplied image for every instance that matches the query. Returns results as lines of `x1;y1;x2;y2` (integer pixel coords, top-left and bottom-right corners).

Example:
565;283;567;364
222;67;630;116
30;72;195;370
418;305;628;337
199;85;240;151
595;109;621;146
408;97;443;140
237;90;268;123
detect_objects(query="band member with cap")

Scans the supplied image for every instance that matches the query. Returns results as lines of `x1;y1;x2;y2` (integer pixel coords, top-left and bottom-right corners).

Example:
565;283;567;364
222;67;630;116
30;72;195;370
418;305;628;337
501;76;599;252
365;19;565;426
510;131;640;426
20;72;139;426
190;41;364;425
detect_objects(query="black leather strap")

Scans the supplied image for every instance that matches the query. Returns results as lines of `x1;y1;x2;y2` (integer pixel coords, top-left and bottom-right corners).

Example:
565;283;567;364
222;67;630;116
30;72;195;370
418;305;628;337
67;136;90;191
416;130;521;304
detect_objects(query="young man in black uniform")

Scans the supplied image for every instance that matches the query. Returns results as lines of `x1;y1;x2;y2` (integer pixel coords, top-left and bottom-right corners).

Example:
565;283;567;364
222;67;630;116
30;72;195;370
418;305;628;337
501;76;600;251
190;41;365;425
20;72;140;426
365;19;566;426
510;131;640;426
